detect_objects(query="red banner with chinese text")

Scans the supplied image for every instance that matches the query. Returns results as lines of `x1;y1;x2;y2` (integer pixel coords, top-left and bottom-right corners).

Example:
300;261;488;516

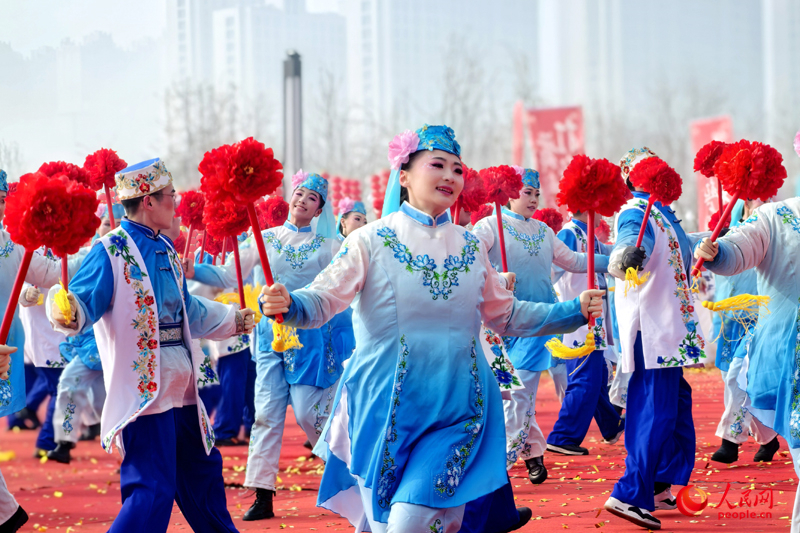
526;106;584;215
690;116;733;231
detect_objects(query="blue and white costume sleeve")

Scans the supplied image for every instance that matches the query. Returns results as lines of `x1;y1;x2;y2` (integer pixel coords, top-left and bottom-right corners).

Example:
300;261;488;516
277;203;586;529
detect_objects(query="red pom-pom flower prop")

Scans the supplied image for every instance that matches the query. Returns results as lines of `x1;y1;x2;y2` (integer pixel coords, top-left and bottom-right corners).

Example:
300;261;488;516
556;155;628;330
707;204;731;233
256;196;290;229
1;172;100;340
692;140;788;277
175;189;206;257
201;138;286;321
479;165;522;272
470;204;493;226
596;220;612;244
452;165;487;223
84;148;127;229
203;197;251;307
627;157;682;249
533;208;564;233
693;140;727;213
38;161;92;188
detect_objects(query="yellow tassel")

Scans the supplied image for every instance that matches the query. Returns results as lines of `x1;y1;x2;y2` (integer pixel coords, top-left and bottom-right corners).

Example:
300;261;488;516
271;319;303;352
545;331;595;360
702;294;770;342
214;285;264;324
36;293;44;306
54;284;74;326
623;267;650;297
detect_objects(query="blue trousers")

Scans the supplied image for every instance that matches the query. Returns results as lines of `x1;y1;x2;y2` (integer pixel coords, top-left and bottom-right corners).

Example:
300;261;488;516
458;480;520;533
199;384;221;417
35;367;63;451
213;349;257;440
610;333;695;510
110;406;237;533
7;364;45;429
547;351;622;446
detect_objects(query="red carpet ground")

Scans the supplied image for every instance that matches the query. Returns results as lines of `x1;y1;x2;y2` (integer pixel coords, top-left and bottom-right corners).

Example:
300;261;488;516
0;367;794;532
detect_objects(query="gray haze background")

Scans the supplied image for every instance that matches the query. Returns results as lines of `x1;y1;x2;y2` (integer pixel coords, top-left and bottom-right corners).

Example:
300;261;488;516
1;0;799;229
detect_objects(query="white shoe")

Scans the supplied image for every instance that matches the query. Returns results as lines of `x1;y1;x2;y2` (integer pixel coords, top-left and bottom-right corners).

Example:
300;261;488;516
654;488;677;511
604;497;661;530
601;429;624;445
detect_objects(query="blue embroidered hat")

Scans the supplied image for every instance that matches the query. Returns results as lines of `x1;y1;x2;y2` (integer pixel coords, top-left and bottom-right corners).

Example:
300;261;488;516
522;168;540;189
338;197;366;217
291;170;328;203
415;124;461;158
0;170;7;193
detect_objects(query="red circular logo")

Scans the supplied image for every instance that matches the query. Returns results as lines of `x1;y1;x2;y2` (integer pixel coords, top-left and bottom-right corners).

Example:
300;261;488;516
677;485;709;516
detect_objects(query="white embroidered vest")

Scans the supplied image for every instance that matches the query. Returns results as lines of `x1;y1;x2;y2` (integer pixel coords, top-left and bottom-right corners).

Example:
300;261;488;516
615;199;707;372
96;228;215;456
555;222;608;352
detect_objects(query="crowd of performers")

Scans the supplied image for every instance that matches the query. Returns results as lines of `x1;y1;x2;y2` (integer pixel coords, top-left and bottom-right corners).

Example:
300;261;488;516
0;123;795;533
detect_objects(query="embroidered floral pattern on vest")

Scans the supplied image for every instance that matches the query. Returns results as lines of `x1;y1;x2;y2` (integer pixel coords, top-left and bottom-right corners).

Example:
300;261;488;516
789;299;800;443
377;227;479;300
484;328;521;390
107;230;158;409
0;241;14;259
227;334;249;353
197;354;217;386
377;336;409;508
658;233;706;367
502;220;547;256
778;206;800;235
635;200;668;232
264;232;325;269
434;339;484;498
282;348;297;372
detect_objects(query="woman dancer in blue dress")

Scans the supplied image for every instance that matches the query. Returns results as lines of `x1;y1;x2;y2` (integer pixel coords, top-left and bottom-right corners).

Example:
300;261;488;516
258;125;604;533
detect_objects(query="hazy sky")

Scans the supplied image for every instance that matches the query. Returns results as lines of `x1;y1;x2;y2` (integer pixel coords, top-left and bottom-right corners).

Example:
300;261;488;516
0;0;339;53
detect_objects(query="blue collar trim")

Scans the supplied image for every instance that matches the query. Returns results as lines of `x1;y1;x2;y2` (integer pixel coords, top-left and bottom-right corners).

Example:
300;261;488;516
501;207;527;222
283;221;312;233
122;218;159;240
399;202;451;228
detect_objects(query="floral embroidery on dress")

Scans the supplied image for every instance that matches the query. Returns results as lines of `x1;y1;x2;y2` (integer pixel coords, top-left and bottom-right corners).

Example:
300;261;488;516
484;328;521;390
429;519;444;533
434;339;484;498
264;231;325;269
62;400;76;435
282;348;297;373
332;244;348;262
506;392;533;468
658;232;706;367
312;383;335;437
108;230;147;279
197;354;217;386
377;336;409;508
502;220;547;256
377;227;479;300
324;323;337;374
789;299;800;443
227;334;249;353
0;368;12;407
0;241;14;259
635;200;669;232
777;206;800;235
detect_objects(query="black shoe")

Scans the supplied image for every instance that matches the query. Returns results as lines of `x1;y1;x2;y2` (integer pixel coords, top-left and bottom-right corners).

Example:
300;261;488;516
0;505;28;532
499;507;532;532
613;404;624;417
546;443;589;456
604;497;661;529
303;439;313;451
524;456;547;485
754;436;780;462
79;423;101;441
242;488;275;521
710;438;739;464
14;408;40;431
46;442;75;464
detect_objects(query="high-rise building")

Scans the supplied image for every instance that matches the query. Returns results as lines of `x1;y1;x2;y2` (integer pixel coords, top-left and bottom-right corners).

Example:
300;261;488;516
167;0;217;82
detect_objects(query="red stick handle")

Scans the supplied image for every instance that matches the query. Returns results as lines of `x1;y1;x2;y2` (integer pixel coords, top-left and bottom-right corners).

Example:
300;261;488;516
183;224;194;258
232;238;246;311
0;249;33;344
246;203;283;323
61;255;69;292
104;184;116;229
220;237;228;265
199;231;207;263
717;179;723;213
450;197;462;226
691;191;740;278
587;211;596;326
495;201;509;273
635;197;655;248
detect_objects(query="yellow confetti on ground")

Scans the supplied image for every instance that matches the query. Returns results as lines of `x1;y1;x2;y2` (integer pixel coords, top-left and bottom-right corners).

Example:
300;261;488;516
39;455;48;464
0;450;15;462
54;491;63;498
90;458;97;464
592;465;599;473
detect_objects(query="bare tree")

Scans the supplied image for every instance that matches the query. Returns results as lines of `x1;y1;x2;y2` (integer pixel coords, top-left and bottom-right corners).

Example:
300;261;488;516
0;141;22;179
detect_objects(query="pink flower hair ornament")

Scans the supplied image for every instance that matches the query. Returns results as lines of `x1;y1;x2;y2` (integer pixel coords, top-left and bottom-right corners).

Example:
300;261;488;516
338;197;356;214
388;130;420;170
291;169;310;190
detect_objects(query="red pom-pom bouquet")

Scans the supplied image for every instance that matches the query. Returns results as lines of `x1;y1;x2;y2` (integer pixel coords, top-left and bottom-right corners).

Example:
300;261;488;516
84;148;127;229
533;208;564;233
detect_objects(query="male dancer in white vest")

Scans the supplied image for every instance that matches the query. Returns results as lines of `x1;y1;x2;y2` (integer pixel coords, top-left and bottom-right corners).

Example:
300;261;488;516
49;158;255;533
604;148;705;530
